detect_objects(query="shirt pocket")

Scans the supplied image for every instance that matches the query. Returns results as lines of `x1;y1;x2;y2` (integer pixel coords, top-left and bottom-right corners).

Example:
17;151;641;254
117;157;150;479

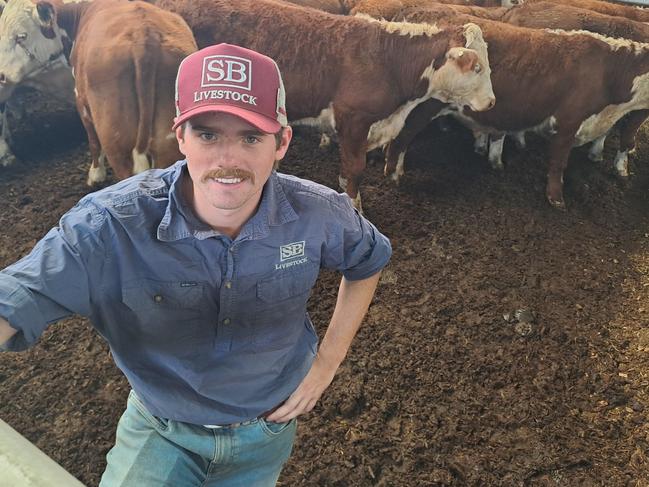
254;264;319;347
121;279;211;347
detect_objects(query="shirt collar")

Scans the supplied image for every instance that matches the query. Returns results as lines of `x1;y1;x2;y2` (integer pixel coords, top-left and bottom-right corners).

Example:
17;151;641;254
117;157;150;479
157;161;298;242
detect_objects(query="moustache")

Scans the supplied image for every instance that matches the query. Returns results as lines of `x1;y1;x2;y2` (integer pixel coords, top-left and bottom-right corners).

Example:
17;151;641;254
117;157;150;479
201;168;255;184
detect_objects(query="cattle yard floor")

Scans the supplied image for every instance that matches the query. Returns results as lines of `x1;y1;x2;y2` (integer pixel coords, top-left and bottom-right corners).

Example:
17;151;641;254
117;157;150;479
1;92;649;486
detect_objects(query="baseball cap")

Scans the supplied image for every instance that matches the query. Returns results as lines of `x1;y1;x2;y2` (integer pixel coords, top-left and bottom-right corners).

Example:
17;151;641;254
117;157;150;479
172;43;288;133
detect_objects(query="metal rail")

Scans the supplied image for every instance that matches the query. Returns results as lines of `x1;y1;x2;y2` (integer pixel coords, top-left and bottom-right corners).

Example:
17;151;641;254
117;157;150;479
0;419;86;487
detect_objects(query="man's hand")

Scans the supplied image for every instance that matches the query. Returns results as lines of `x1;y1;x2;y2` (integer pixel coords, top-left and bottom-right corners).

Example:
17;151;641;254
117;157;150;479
0;316;17;347
265;271;382;423
265;353;338;423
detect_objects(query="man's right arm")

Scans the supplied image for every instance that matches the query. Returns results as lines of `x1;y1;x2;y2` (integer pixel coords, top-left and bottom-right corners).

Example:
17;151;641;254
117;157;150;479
0;316;17;347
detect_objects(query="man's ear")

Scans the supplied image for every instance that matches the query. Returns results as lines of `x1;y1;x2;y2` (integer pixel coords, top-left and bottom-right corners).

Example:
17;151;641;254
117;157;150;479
275;125;293;161
175;126;187;156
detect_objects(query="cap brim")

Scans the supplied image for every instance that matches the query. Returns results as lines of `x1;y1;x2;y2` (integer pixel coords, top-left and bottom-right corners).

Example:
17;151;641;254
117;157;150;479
172;105;282;133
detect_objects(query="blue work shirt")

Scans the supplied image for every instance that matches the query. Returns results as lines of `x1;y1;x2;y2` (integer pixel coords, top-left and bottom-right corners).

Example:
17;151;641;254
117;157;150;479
0;160;391;425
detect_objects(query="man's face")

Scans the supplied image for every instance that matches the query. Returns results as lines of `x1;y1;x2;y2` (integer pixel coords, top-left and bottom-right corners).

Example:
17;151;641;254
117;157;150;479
176;112;291;219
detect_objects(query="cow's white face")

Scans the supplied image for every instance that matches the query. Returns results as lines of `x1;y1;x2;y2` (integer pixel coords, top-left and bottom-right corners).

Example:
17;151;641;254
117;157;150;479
0;0;68;96
430;24;495;112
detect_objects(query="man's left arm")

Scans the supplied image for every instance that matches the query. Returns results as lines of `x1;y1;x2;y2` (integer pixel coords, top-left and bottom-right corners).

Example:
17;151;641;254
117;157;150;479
266;271;382;422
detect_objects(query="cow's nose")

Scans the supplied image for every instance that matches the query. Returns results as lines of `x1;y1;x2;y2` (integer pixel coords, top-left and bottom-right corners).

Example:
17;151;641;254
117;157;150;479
0;73;6;85
488;98;496;110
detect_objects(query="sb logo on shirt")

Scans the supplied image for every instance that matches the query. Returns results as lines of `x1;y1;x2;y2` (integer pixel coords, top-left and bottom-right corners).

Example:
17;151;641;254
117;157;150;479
280;241;305;261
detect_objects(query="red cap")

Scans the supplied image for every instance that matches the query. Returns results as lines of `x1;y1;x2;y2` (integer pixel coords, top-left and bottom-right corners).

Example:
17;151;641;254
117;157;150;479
172;43;288;133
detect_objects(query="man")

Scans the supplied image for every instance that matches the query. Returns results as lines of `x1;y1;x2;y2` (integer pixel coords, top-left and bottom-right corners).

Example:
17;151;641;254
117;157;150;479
0;43;391;486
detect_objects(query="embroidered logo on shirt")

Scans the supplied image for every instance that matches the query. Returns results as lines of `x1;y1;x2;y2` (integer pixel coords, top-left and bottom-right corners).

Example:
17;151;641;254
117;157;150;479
280;241;305;261
276;241;308;270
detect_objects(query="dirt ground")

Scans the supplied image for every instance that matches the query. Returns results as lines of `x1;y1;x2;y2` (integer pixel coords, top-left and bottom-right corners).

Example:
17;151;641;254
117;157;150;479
1;91;649;487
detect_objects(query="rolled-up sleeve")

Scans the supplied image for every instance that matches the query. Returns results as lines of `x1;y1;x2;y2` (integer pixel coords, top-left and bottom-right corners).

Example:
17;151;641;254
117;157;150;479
322;196;392;281
0;200;105;351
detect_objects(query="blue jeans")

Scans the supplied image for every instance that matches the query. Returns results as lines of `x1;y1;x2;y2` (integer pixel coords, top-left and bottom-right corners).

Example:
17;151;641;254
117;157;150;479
99;391;297;487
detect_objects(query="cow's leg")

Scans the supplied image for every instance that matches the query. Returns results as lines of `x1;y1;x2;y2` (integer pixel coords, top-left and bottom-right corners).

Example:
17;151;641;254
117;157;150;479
512;131;526;150
385;99;447;184
615;109;649;178
76;98;107;186
0;103;17;167
336;117;371;212
473;131;488;156
488;134;505;170
546;133;575;209
132;149;151;174
587;134;606;162
339;140;368;212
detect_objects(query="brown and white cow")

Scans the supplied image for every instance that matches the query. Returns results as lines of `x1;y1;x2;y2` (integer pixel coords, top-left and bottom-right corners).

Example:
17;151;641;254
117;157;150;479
499;1;649;173
348;0;516;18
284;0;349;14
376;0;649;176
524;0;649;23
0;0;197;185
0;0;75;167
374;8;649;208
144;0;495;210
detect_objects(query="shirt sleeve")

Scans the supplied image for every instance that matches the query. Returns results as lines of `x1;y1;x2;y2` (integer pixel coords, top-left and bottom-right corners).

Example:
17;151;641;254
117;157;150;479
0;199;106;351
321;194;392;281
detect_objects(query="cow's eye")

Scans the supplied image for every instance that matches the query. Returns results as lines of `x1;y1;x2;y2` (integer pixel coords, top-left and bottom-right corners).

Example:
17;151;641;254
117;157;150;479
15;33;27;43
474;63;482;74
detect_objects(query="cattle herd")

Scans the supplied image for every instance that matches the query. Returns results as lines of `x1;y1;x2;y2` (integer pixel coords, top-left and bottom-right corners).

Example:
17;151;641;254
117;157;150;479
0;0;648;210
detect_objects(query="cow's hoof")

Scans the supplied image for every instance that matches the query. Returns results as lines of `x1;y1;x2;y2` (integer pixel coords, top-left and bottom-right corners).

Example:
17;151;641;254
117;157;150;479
588;153;604;163
547;196;566;210
319;133;331;149
352;193;363;214
0;152;17;167
338;175;348;192
490;161;504;171
87;164;107;186
390;171;402;185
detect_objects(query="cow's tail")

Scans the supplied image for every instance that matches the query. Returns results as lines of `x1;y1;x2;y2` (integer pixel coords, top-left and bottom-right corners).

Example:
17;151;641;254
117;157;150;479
132;37;159;173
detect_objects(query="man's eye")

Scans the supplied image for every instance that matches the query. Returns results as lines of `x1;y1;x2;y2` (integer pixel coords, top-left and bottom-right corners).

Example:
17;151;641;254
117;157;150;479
200;133;215;141
244;135;260;144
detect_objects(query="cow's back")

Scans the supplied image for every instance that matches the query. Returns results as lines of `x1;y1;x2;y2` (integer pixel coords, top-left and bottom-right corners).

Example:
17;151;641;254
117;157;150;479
73;0;196;174
503;1;649;42
146;0;404;120
528;0;649;23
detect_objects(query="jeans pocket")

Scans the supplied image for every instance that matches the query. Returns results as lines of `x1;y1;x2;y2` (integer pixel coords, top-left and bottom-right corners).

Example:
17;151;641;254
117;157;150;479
258;417;296;437
128;390;170;432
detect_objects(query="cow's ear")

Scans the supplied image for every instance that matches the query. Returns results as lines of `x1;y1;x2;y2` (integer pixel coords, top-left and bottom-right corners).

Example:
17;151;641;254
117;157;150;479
462;23;484;50
0;1;6;17
35;1;56;27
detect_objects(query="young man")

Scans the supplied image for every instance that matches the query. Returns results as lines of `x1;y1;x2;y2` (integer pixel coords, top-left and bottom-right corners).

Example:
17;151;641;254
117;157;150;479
0;43;391;486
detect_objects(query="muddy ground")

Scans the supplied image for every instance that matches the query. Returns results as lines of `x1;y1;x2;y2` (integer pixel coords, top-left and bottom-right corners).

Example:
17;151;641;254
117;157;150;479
1;90;649;486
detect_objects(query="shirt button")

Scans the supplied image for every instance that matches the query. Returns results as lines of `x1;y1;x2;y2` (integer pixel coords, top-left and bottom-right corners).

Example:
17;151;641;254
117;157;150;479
154;294;163;303
224;281;232;289
223;318;231;325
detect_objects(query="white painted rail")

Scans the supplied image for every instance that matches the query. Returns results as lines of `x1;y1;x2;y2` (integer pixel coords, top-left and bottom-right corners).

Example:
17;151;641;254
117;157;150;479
616;0;649;5
0;419;86;487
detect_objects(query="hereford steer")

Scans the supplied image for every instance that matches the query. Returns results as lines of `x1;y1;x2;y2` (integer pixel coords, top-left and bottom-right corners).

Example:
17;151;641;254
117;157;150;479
145;0;495;210
284;0;349;14
377;9;649;208
500;1;649;175
383;1;649;176
524;0;649;23
0;0;197;184
350;0;507;19
0;0;75;167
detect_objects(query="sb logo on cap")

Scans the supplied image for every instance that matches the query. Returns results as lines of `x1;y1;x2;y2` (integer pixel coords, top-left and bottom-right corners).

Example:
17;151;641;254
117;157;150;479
202;55;252;91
